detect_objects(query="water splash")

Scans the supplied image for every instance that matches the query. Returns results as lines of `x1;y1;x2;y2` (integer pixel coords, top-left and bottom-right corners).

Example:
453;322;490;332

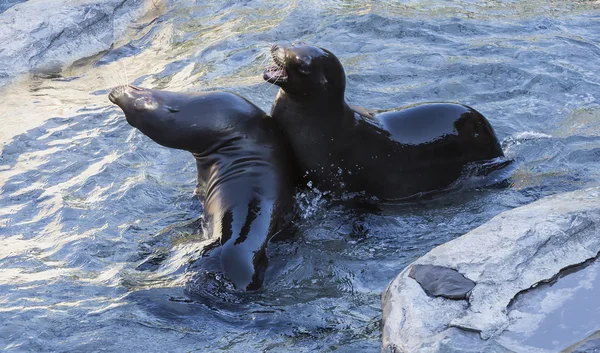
295;180;331;220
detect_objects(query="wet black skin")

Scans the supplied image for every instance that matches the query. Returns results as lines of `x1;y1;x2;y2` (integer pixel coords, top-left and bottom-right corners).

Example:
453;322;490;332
109;86;297;290
264;44;506;200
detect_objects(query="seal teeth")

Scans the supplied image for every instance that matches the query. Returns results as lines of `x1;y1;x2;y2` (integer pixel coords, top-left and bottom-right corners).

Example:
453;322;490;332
264;44;288;83
270;45;286;68
273;55;284;67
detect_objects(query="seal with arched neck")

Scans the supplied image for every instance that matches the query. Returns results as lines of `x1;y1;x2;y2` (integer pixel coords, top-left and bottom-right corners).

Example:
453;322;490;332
264;44;509;201
109;85;298;290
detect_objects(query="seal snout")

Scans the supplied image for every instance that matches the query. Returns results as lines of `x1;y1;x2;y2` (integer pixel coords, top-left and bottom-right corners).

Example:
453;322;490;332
108;85;143;104
108;85;127;104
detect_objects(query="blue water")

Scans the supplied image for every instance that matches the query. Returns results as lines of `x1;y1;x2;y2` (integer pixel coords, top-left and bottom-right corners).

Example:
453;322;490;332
1;1;600;352
0;0;26;14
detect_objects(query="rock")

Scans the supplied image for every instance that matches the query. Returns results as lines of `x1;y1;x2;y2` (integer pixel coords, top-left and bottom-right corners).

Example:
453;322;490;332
408;264;475;300
382;187;600;353
0;0;159;87
563;331;600;353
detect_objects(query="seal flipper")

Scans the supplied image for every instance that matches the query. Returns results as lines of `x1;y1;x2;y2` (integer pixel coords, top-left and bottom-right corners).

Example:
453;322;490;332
164;105;180;113
184;198;274;292
217;198;275;290
349;104;376;119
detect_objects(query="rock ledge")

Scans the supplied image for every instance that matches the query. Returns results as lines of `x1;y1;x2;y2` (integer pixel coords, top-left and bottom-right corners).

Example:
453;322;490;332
382;187;600;353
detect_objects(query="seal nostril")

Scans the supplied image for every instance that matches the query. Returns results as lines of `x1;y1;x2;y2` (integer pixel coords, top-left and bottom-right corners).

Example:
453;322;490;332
270;44;279;53
108;90;118;104
129;85;143;91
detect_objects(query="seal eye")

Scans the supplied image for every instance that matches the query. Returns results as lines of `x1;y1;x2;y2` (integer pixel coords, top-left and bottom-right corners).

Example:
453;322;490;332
298;64;311;75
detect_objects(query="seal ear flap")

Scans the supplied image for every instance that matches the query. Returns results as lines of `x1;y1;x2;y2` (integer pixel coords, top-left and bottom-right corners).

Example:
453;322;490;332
165;105;180;113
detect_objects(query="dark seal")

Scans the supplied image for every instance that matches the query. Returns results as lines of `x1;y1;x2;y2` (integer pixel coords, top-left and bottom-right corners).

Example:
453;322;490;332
264;44;509;201
109;85;297;290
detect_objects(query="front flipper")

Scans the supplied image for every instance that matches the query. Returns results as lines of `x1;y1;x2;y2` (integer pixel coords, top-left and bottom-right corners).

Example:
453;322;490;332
214;198;277;291
349;104;377;119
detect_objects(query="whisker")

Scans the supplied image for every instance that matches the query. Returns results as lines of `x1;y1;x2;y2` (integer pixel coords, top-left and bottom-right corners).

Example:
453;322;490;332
123;61;130;86
117;62;125;87
115;65;124;88
109;72;118;91
262;66;284;94
105;69;121;92
257;44;273;67
258;52;270;67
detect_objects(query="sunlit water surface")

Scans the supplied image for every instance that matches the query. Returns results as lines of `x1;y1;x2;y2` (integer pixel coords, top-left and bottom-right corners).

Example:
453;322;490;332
1;1;600;352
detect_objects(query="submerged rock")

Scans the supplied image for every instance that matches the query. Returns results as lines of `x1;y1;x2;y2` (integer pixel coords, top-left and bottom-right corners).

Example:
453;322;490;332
382;187;600;353
0;0;160;87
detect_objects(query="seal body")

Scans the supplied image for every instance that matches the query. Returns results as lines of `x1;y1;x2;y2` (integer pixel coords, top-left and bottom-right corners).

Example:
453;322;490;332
264;44;507;200
109;86;297;290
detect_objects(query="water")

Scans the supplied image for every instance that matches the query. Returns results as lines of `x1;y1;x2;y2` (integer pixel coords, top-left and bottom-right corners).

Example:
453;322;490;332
500;258;600;351
0;0;27;14
1;1;600;351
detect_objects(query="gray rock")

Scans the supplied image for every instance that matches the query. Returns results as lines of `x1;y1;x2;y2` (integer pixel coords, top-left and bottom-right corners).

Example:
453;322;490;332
562;331;600;353
408;264;475;300
382;187;600;353
0;0;159;87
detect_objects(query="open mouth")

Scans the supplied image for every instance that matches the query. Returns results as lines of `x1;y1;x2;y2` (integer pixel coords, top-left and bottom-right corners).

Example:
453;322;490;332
263;45;288;83
108;85;143;104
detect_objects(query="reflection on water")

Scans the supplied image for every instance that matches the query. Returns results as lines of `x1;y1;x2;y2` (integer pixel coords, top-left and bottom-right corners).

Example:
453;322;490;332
1;1;600;351
500;259;600;352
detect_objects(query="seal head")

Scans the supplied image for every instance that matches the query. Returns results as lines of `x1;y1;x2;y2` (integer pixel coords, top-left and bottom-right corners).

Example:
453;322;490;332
264;44;346;99
108;85;222;153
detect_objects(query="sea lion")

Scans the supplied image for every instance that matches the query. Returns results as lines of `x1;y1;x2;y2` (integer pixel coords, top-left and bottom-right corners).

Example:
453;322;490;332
264;44;509;201
109;85;297;290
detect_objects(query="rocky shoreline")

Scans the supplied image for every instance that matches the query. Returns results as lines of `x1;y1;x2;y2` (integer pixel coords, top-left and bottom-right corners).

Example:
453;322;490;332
382;187;600;353
0;0;160;88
